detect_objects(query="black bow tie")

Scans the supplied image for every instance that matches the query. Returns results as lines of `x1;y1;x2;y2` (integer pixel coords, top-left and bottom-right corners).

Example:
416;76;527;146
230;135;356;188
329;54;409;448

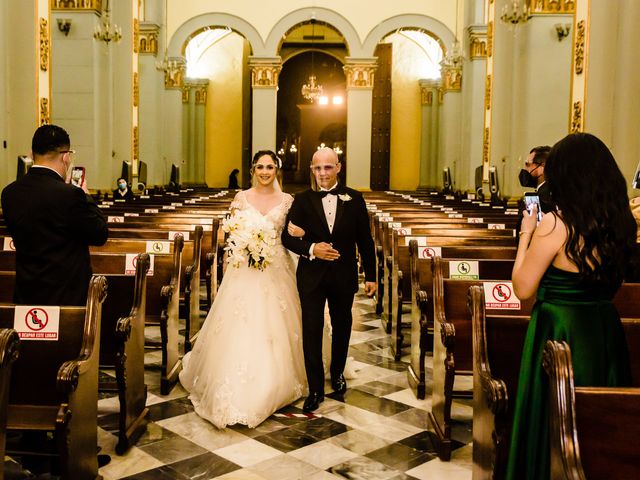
317;188;339;198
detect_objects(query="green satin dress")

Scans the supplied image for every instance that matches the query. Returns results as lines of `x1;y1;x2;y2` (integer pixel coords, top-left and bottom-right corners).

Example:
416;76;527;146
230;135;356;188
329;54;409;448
506;265;631;480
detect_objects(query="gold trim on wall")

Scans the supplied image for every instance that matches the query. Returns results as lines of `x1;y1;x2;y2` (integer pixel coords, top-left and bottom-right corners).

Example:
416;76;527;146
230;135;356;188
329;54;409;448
195;86;207;105
574;20;585;75
139;24;159;55
182;88;189;104
40;98;51;126
250;64;282;88
482;127;490;164
571;100;582;132
51;0;102;11
442;66;462;92
420;86;433;106
39;18;50;72
487;21;493;58
133;18;140;54
165;60;186;89
484;75;492;110
529;0;576;14
132;126;139;161
343;64;377;89
133;72;139;107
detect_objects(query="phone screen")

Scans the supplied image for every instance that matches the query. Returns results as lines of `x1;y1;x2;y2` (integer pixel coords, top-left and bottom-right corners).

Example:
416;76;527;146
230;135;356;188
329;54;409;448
524;194;542;223
71;167;85;187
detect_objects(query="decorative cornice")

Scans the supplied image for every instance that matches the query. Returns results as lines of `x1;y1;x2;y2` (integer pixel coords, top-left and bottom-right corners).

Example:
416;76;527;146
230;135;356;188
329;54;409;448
139;23;159;55
419;80;440;106
39;17;50;72
343;62;377;89
529;0;576;14
250;64;281;88
51;0;102;12
468;25;488;59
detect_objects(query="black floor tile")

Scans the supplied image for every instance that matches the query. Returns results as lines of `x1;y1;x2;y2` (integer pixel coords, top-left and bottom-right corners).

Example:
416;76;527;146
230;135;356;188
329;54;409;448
365;442;436;470
327;388;412;416
253;426;319;453
354;381;405;397
147;397;195;422
165;452;241;478
288;416;350;441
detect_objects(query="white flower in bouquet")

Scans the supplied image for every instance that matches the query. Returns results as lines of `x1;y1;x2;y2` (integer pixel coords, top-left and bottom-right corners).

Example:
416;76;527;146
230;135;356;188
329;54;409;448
222;209;277;270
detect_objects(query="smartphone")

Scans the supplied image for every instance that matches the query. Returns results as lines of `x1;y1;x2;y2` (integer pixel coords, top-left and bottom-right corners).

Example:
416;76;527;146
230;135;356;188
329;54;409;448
70;166;85;188
524;193;542;223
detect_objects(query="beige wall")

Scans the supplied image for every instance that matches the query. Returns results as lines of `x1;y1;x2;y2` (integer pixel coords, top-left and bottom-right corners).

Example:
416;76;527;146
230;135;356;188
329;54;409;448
193;33;245;187
387;34;428;190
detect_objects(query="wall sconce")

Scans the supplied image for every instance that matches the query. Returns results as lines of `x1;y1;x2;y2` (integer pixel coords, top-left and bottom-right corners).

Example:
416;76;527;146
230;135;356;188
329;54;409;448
57;19;72;36
555;23;571;41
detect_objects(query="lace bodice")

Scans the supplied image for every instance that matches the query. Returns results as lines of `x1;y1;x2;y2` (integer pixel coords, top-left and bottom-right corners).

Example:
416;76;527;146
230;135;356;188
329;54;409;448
230;190;293;236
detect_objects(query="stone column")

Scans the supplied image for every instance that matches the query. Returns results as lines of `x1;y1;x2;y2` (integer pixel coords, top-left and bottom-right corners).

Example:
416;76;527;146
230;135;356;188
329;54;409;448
2;0;51;185
343;58;377;190
418;79;440;188
181;79;209;184
249;57;281;152
160;57;186;185
439;64;463;191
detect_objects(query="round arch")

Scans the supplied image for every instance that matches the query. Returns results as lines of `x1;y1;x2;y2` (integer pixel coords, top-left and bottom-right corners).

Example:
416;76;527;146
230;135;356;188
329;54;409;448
168;12;265;58
281;48;345;65
264;7;362;57
362;14;455;57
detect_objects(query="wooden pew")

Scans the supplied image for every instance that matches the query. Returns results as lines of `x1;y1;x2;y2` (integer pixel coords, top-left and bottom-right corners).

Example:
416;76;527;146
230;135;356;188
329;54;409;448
0;329;20;480
407;241;516;399
544;340;640;480
430;256;534;461
1;276;107;480
470;283;640;480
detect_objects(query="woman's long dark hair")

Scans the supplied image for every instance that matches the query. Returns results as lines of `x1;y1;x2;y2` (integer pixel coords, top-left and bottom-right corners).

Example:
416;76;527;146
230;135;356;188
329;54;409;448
545;133;636;285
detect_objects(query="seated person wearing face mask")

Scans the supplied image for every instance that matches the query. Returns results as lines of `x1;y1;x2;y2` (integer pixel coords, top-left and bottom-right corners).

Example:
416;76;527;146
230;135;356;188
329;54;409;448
113;177;134;201
519;146;553;213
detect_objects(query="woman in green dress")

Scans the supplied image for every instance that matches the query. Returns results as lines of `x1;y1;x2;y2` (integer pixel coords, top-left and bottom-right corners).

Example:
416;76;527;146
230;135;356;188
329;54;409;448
506;132;636;480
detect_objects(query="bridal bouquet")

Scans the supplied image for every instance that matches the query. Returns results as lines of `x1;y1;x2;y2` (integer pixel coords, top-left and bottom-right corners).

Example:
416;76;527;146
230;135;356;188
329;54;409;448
222;209;277;271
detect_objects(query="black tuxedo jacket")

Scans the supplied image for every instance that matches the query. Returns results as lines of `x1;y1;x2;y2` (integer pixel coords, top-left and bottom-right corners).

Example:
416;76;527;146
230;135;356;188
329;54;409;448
113;188;134;201
281;186;375;294
1;167;108;305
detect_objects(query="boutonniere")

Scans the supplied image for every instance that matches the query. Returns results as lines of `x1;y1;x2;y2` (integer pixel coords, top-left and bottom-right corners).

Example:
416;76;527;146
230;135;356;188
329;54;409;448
338;193;352;202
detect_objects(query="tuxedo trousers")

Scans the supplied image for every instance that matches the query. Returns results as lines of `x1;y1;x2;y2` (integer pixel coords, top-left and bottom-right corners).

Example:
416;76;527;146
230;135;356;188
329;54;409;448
299;274;355;394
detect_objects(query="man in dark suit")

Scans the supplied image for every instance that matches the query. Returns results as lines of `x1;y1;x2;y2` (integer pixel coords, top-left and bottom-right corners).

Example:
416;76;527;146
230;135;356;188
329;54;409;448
282;147;376;412
518;145;553;213
1;124;108;306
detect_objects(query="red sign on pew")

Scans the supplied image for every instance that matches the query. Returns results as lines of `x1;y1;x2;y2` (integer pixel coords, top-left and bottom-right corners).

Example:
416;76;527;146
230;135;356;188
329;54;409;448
13;306;60;340
483;281;521;309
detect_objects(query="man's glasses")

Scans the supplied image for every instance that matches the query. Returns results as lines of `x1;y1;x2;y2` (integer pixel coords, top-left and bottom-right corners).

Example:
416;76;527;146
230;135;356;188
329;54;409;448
59;149;76;158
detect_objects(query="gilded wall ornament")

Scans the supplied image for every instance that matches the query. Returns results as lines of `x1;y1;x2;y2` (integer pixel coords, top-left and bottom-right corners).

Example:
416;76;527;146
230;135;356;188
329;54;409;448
181;87;189;104
250;65;282;88
343;64;377;89
165;62;185;89
482;127;490;164
470;37;487;58
139;25;159;55
575;20;585;75
485;75;492;110
132;126;139;161
52;0;102;11
195;86;207;105
40;98;50;126
487;21;494;58
133;72;139;107
39;18;50;72
530;0;575;14
133;19;140;54
420;85;434;106
442;66;462;92
571;101;582;132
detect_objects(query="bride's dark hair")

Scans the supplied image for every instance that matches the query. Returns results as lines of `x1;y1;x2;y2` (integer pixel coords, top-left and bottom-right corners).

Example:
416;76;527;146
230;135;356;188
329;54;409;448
545;132;636;285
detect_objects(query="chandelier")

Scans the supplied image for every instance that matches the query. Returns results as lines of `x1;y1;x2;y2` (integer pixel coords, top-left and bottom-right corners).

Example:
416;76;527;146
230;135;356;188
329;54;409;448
301;20;323;103
93;0;122;45
500;0;532;26
440;40;463;69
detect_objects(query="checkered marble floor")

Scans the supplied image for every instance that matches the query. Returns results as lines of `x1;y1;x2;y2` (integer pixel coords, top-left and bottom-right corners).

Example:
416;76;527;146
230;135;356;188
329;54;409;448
97;291;473;480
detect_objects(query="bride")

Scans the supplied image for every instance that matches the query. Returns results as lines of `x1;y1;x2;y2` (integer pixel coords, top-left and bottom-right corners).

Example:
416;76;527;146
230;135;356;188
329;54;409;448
179;150;307;428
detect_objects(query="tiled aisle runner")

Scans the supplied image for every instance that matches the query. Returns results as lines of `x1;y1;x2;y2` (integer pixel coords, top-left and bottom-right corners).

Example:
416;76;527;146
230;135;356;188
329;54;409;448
97;288;473;480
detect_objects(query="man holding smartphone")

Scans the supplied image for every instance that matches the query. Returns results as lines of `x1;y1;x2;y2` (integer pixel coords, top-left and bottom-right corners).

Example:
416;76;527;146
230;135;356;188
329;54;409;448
518;145;553;213
1;124;108;306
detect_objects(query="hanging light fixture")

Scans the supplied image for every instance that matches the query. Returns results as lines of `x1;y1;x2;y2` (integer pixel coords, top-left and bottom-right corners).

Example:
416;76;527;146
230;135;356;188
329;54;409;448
301;19;323;103
500;0;532;26
94;0;122;45
440;0;463;69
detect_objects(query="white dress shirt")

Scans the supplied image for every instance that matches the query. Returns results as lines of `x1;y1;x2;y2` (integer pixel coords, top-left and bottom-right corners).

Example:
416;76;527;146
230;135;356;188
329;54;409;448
309;182;339;259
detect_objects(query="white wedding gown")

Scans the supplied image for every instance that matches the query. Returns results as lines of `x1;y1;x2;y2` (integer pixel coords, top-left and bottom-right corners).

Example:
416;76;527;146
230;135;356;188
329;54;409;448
179;191;307;428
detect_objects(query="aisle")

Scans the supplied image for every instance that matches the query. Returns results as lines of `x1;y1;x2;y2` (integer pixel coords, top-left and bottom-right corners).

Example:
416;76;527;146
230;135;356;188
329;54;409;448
97;288;473;480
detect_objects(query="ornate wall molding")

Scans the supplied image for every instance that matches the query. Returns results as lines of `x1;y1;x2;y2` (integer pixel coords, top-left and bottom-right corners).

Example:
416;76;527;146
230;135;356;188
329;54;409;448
529;0;576;14
40;98;51;126
139;23;159;55
487;21;493;58
133;18;140;54
39;18;50;72
574;20;585;75
195;86;207;105
249;60;282;88
484;75;492;110
164;58;186;89
51;0;102;12
419;79;440;106
442;66;462;92
343;62;378;89
133;72;139;107
132;126;139;161
571;100;582;132
482;127;490;164
183;79;210;105
468;25;488;59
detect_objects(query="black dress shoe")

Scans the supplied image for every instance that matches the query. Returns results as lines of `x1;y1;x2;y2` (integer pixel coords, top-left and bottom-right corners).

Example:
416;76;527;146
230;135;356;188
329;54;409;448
302;392;324;412
97;454;111;468
331;374;347;394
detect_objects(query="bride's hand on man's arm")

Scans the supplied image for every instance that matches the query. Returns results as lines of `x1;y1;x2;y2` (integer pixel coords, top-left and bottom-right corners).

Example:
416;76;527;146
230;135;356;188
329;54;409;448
288;222;306;238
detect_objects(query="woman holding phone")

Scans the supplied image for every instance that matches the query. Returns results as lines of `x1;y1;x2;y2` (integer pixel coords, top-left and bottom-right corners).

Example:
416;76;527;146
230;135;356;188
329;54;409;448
506;132;635;480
